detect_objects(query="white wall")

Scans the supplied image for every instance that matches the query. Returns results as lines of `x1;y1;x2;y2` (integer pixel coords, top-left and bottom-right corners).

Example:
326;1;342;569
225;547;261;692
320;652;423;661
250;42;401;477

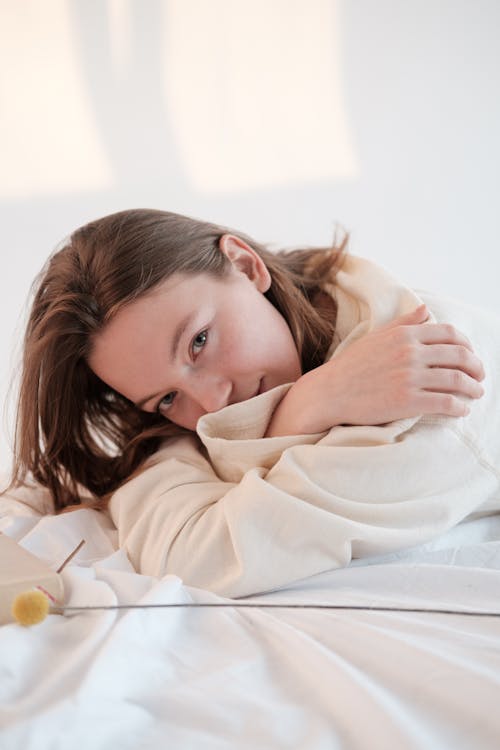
1;0;499;467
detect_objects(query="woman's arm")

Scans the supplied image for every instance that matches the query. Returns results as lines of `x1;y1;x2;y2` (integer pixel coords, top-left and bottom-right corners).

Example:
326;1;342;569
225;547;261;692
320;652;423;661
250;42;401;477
266;305;485;437
110;412;497;598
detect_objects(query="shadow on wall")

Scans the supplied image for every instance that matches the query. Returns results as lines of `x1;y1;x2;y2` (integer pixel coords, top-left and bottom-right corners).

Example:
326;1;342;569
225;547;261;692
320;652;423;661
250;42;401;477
2;0;358;202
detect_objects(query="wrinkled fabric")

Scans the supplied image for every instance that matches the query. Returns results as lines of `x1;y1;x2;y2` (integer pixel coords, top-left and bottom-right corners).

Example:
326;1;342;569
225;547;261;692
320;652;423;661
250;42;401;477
1;507;500;750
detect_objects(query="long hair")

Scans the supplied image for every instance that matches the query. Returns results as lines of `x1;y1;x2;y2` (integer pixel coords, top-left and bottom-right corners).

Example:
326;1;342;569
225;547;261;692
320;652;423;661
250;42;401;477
8;209;347;511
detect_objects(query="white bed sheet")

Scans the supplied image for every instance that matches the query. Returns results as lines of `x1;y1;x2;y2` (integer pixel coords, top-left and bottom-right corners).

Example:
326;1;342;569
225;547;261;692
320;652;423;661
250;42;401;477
1;504;500;750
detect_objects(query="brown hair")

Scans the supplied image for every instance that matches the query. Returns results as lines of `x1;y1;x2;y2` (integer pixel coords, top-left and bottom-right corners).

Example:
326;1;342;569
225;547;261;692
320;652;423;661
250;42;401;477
8;209;347;512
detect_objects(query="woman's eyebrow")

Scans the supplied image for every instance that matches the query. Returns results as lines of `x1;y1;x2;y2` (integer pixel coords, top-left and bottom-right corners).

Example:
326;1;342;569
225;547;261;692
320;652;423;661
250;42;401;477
135;310;197;410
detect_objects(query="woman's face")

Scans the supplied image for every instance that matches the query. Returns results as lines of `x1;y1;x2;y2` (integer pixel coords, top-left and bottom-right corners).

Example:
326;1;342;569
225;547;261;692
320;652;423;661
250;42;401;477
88;236;302;431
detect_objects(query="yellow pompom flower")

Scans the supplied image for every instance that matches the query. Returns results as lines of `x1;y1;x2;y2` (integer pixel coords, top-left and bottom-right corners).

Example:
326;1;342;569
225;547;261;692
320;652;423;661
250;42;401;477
12;589;50;626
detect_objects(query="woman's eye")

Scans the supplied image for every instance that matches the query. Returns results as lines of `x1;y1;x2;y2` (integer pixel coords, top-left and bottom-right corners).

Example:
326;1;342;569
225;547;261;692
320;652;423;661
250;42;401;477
192;330;208;355
158;391;177;414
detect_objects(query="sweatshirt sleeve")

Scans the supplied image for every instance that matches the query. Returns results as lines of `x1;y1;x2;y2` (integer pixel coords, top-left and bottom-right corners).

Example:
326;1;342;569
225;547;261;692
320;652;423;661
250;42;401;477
0;475;54;519
195;384;327;482
109;417;499;598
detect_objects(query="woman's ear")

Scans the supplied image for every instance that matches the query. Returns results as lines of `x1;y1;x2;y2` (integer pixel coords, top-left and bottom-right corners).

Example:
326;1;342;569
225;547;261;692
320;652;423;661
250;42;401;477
218;234;271;292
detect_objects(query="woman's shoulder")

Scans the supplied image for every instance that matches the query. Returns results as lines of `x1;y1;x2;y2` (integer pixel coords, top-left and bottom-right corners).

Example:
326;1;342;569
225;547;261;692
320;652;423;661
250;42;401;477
322;254;424;345
141;432;207;470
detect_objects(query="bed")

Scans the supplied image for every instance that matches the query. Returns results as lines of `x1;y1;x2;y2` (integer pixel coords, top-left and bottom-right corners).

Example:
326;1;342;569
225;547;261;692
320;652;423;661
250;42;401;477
1;488;500;750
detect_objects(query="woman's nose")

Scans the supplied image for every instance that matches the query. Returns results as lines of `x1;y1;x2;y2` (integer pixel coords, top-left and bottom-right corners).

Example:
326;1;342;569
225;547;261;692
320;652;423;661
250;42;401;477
192;376;233;414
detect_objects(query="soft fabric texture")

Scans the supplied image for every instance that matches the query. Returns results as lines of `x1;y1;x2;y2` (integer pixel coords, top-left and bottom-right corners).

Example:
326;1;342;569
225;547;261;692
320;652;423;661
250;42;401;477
107;255;500;597
2;504;500;750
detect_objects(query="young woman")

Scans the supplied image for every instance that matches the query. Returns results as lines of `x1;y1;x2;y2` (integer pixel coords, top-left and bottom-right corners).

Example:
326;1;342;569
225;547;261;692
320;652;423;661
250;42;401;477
6;209;500;596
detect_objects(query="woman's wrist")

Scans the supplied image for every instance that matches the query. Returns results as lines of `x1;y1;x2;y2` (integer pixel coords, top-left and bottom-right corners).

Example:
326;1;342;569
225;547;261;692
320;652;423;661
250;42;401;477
265;368;339;437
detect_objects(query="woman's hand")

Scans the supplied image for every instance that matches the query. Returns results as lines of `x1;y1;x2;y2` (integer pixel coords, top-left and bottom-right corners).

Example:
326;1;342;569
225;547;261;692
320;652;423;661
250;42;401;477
266;305;485;437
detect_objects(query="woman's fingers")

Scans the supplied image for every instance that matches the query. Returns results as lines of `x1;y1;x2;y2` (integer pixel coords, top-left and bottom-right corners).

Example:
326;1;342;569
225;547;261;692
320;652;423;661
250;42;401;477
384;309;477;356
416;322;474;351
384;312;487;417
383;304;429;330
421;367;484;399
422;343;485;381
416;391;471;418
384;311;485;382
